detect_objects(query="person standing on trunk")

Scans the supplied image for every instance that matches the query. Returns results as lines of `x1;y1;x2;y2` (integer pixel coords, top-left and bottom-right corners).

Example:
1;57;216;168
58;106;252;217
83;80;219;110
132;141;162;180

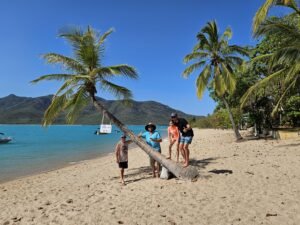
171;113;194;167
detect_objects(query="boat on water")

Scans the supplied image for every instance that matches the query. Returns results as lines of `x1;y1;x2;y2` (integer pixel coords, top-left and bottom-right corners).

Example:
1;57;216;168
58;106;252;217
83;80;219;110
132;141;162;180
0;133;12;144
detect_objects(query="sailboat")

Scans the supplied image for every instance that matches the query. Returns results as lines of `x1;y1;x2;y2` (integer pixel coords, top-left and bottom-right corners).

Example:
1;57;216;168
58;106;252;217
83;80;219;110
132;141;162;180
0;133;12;144
94;113;112;135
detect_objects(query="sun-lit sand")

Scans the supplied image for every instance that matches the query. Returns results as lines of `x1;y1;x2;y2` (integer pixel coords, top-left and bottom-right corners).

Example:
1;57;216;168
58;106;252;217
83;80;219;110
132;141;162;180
0;128;299;225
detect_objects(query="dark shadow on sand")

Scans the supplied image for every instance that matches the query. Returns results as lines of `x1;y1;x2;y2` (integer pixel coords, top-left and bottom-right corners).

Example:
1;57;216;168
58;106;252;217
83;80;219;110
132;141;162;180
209;169;233;174
189;157;219;169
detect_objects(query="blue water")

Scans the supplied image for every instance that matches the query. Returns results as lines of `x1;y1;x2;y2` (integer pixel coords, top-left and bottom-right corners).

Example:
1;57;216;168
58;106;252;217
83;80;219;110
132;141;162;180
0;125;167;182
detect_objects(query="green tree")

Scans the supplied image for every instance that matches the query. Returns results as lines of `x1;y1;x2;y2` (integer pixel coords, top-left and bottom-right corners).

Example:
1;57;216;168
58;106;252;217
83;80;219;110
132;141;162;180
242;7;300;116
32;26;198;180
183;21;248;140
253;0;300;32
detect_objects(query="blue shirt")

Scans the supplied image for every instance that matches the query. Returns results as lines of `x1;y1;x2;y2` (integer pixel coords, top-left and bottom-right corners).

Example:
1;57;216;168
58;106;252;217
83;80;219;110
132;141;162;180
141;131;161;151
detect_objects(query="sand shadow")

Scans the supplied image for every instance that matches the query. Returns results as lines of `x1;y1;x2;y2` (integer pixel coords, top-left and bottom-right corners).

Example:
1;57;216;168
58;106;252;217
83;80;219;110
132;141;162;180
209;169;233;174
189;157;219;169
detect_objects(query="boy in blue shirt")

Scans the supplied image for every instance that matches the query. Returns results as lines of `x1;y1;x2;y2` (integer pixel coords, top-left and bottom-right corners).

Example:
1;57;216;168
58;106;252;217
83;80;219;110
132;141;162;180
139;122;162;178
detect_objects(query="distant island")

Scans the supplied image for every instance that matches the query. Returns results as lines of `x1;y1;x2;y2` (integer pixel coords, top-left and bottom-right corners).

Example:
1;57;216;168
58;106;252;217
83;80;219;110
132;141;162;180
0;94;202;125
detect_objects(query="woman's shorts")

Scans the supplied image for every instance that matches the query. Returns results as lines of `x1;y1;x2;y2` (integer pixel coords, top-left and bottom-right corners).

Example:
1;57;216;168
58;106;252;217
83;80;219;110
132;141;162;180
118;161;128;169
179;136;193;144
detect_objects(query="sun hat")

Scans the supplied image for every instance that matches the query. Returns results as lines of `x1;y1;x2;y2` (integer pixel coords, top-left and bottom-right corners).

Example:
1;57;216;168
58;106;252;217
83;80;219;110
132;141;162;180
145;122;156;131
171;112;178;118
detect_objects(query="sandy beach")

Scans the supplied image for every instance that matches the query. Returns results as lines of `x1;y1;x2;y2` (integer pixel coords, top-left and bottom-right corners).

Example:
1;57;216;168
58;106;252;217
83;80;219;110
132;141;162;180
0;128;299;225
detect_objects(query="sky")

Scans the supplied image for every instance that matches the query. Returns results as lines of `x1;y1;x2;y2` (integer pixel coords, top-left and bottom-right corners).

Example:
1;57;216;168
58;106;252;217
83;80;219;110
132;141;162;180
0;0;287;116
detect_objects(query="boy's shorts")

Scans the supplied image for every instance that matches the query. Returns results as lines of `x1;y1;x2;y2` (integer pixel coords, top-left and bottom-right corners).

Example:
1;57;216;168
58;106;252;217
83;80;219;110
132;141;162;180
179;136;193;144
118;161;128;169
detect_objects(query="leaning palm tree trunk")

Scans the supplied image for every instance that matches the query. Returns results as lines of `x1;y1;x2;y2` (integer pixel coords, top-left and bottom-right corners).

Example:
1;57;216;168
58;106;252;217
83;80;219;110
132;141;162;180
91;96;199;180
222;97;243;141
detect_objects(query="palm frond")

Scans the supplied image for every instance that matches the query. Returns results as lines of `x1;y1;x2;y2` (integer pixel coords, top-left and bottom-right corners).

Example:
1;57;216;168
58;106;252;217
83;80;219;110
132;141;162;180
182;61;206;78
195;65;211;99
95;65;138;79
100;80;133;100
42;94;68;126
183;52;209;63
31;74;75;83
240;68;287;108
43;53;85;73
253;0;299;33
64;88;90;124
97;28;114;47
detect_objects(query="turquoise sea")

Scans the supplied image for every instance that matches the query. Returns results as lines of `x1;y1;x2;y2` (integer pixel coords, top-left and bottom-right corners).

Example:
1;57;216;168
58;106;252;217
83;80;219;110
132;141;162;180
0;125;167;183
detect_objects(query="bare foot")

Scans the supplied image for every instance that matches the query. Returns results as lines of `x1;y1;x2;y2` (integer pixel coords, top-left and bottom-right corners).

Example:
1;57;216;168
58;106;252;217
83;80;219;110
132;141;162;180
166;156;171;159
121;180;126;185
183;163;189;168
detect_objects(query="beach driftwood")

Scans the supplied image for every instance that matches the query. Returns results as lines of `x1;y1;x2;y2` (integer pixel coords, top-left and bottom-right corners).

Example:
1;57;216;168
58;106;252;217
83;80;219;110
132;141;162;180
92;98;199;181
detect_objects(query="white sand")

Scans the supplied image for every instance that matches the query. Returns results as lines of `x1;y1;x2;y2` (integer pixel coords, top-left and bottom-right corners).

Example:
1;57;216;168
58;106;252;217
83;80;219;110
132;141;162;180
0;129;299;225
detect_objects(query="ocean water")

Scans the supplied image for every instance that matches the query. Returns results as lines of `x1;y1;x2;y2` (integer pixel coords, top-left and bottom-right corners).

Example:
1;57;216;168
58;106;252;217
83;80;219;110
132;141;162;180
0;125;167;182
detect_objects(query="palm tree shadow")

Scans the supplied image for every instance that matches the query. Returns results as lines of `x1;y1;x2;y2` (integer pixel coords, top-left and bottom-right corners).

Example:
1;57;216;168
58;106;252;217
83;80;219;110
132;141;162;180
190;157;219;169
110;166;154;184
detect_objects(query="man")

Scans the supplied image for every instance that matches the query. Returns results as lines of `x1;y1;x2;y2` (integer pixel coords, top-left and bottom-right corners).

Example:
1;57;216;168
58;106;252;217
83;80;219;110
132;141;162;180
115;134;132;185
138;122;162;178
171;113;194;167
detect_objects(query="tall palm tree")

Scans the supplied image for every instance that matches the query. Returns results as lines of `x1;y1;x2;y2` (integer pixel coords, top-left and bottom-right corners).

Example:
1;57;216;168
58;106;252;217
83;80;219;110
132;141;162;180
242;2;300;115
253;0;300;33
32;26;198;180
183;21;248;140
241;18;300;113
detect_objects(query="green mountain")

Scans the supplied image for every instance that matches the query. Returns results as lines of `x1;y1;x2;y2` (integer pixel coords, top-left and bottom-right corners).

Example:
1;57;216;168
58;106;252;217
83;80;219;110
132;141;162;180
0;94;202;125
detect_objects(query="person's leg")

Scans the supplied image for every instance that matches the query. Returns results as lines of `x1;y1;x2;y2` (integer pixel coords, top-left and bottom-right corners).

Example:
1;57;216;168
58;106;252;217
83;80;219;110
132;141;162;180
120;168;125;184
176;141;180;162
183;144;190;167
167;140;175;159
150;158;156;177
156;161;161;178
179;141;185;164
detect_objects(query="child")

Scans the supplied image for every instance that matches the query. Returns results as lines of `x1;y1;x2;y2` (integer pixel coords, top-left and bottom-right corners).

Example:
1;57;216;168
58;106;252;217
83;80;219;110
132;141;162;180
115;134;132;185
167;120;180;162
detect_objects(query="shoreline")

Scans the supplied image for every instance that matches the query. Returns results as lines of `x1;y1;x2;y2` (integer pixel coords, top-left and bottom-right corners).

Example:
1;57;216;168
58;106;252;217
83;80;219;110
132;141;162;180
0;137;168;185
1;129;299;225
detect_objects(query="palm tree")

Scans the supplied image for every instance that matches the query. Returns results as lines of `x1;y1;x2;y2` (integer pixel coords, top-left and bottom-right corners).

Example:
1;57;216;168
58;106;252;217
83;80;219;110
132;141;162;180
32;26;198;180
253;0;300;33
242;2;300;115
183;21;248;140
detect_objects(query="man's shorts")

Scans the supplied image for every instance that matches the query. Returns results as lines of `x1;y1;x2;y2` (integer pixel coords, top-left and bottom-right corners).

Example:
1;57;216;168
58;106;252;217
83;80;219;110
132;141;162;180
118;161;128;169
179;136;193;144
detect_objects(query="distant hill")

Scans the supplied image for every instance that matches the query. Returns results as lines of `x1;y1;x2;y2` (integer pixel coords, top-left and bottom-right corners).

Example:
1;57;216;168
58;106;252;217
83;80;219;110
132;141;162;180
0;94;202;125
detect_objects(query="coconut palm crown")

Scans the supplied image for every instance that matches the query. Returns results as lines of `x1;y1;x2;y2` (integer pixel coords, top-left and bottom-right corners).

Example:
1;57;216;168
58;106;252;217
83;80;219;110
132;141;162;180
31;26;138;125
183;20;248;99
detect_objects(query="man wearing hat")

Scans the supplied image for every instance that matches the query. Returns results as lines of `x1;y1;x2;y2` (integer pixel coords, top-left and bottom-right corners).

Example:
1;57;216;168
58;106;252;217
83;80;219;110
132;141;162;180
171;113;194;167
115;134;132;185
138;122;162;178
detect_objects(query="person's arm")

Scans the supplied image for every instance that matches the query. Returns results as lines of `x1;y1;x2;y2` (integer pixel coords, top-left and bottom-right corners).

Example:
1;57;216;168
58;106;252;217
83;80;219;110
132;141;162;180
115;144;120;163
150;132;162;143
138;132;146;138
